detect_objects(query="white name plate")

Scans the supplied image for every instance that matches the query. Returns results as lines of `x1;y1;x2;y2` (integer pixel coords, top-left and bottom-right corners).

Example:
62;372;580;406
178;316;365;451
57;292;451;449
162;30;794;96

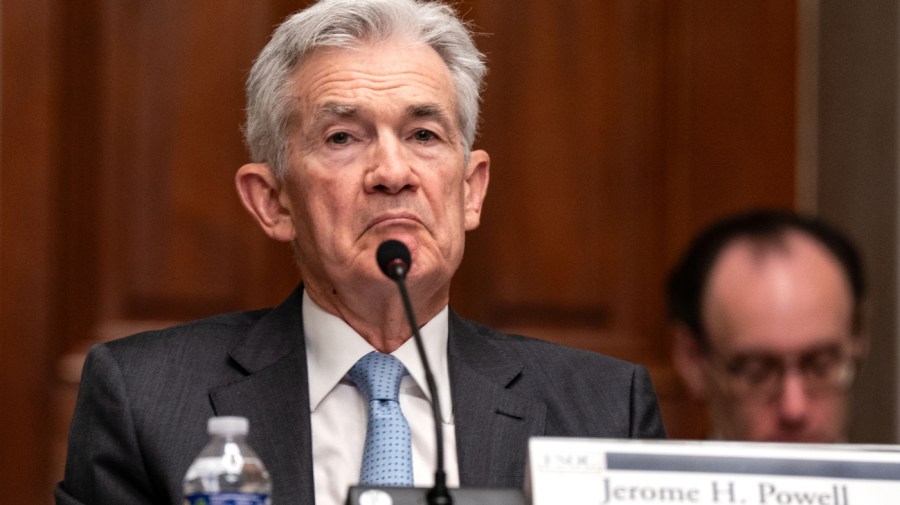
527;438;900;505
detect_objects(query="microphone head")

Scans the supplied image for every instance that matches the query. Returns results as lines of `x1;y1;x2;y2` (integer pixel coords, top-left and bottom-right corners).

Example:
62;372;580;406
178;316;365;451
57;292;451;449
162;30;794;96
376;240;411;281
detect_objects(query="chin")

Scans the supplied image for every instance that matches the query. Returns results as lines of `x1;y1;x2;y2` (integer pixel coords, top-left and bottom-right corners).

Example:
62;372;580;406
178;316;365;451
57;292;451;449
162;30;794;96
763;433;832;444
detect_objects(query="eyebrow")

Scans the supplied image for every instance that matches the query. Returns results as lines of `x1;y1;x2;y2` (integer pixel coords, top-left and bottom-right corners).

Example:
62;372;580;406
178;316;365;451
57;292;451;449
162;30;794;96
407;103;455;135
295;102;355;150
309;101;456;132
309;102;358;129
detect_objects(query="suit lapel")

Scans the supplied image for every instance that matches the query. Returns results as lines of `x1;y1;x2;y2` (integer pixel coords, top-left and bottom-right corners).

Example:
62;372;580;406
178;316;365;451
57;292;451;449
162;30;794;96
448;312;547;488
209;288;316;505
201;294;545;500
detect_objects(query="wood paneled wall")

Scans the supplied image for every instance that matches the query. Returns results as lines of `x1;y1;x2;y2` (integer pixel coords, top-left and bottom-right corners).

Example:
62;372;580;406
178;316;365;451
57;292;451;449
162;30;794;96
456;0;795;438
1;1;59;502
0;1;796;503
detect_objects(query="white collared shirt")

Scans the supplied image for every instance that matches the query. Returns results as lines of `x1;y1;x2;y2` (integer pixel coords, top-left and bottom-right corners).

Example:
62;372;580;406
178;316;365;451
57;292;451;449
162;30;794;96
304;291;459;505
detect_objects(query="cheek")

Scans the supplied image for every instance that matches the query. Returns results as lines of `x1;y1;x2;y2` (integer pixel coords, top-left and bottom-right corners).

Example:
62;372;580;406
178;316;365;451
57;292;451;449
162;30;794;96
721;397;768;428
811;396;846;423
729;403;776;440
424;174;464;223
286;181;348;240
445;178;469;219
740;403;772;423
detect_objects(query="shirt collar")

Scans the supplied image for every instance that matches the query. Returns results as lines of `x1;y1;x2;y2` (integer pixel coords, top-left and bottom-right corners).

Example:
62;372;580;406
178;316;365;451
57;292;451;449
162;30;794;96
303;290;452;423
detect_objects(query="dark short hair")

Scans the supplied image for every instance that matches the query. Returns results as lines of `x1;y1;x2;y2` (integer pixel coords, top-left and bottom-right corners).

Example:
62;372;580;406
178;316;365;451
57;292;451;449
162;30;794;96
666;209;865;346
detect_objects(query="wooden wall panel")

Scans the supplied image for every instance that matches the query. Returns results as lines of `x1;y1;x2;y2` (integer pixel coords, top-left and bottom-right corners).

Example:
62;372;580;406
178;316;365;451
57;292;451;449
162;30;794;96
663;0;797;252
1;1;60;502
454;0;796;439
457;0;668;340
660;0;797;438
92;0;302;324
0;1;797;502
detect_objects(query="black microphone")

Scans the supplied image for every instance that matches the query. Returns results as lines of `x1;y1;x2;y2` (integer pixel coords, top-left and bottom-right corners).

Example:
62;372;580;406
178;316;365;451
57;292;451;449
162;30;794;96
345;241;524;505
376;239;411;281
376;239;452;505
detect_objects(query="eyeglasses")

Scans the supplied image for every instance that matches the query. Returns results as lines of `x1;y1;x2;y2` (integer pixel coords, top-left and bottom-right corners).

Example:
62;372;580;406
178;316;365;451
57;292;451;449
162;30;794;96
702;343;858;402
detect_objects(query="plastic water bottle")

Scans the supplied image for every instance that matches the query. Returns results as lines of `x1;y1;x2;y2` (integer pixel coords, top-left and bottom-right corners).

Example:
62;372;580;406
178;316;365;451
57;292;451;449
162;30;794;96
183;416;272;505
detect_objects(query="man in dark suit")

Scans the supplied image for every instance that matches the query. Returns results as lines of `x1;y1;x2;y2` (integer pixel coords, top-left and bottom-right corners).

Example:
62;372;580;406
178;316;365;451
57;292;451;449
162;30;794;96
56;1;665;504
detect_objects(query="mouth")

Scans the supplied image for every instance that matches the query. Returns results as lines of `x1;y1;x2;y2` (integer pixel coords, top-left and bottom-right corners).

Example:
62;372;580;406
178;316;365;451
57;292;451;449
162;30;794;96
359;211;428;241
366;212;424;231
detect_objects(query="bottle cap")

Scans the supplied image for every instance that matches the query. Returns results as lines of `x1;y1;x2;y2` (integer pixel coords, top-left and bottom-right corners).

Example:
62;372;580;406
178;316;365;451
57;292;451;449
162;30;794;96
207;416;249;436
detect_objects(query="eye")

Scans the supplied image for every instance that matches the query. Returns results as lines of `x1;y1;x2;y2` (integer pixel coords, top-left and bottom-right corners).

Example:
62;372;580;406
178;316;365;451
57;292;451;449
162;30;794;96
728;356;782;386
412;129;436;142
800;348;843;378
327;131;351;145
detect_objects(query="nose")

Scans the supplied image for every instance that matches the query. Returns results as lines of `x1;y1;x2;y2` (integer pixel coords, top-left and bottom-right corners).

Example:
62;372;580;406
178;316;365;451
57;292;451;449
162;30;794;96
365;135;418;195
777;370;810;423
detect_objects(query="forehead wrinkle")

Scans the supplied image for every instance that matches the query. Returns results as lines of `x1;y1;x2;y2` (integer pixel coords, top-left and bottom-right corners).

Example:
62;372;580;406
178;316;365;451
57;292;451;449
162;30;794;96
729;340;845;361
307;100;456;133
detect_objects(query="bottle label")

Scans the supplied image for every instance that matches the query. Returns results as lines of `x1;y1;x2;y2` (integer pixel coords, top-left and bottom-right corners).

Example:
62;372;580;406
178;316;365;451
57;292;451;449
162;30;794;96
185;492;270;505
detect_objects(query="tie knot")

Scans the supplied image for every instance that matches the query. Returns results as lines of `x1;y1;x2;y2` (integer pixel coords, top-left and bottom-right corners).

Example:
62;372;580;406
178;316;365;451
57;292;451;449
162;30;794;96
349;351;407;402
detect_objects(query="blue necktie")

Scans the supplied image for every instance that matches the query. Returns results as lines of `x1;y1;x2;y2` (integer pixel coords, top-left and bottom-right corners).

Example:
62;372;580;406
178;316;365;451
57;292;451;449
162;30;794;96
348;351;414;486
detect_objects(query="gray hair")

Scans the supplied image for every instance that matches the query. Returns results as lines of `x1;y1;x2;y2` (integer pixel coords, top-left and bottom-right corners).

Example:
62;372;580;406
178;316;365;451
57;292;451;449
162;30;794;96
243;0;487;178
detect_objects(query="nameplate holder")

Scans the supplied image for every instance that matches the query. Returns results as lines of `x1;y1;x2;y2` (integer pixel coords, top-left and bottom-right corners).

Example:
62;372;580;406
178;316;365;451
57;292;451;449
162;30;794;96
527;437;900;505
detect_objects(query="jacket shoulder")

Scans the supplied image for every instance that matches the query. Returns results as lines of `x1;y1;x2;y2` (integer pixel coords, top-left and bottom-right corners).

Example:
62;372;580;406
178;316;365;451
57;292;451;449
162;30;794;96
453;314;637;372
104;308;271;353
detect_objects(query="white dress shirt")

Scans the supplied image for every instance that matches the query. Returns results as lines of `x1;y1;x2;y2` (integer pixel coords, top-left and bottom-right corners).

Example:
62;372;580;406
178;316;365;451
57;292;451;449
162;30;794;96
303;291;460;505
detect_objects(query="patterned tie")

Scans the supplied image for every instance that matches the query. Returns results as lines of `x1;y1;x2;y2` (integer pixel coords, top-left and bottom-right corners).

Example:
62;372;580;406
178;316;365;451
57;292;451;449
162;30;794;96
348;351;414;486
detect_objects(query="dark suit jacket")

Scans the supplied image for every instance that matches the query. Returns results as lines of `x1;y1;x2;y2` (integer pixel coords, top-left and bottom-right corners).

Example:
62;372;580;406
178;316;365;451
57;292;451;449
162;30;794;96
55;286;665;505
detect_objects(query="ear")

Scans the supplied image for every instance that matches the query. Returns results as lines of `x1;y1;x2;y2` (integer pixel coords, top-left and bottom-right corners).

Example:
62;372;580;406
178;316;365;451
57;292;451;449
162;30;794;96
235;163;296;242
463;149;490;231
671;323;709;400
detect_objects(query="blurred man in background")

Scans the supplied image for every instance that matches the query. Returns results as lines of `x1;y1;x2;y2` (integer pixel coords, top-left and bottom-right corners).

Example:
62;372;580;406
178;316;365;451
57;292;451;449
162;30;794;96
667;209;867;442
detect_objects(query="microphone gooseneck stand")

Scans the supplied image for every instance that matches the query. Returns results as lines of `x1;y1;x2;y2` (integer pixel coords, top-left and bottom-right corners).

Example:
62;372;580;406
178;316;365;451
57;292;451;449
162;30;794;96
345;240;523;505
377;239;452;505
